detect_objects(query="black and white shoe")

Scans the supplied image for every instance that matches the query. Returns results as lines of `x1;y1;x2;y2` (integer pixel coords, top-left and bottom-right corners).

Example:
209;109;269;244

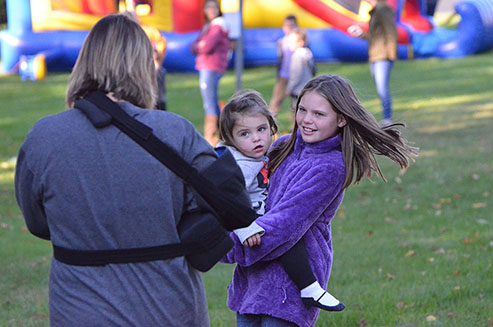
302;292;346;312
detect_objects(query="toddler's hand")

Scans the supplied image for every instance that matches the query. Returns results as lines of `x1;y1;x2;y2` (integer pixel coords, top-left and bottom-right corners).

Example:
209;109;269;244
243;233;262;247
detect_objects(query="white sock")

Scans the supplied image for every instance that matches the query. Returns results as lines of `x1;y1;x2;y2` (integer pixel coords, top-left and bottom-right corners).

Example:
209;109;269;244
300;281;340;307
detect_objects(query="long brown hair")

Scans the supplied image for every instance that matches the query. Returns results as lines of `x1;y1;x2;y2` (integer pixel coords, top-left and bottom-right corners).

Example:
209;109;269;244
269;74;418;189
66;14;157;109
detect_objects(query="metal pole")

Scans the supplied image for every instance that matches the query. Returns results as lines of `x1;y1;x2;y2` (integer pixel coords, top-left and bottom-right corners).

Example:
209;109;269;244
234;0;243;92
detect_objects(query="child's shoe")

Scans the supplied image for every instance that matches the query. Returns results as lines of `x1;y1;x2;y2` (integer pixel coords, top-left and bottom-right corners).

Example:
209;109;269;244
302;291;345;312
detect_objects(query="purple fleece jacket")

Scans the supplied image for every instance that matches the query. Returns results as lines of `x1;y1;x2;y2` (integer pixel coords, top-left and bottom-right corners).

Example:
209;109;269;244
224;132;346;327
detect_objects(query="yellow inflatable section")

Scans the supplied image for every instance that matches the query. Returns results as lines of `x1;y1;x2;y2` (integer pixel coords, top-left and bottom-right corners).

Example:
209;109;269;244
31;0;172;32
30;0;367;33
243;0;331;28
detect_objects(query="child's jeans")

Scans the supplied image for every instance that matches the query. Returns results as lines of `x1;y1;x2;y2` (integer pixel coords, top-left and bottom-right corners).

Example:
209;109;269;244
199;69;223;116
237;313;298;327
370;59;394;119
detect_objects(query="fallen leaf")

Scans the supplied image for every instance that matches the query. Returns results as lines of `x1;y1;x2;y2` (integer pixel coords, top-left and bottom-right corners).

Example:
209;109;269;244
1;223;8;229
440;228;448;234
432;203;442;209
401;242;408;248
483;191;490;198
405;250;416;257
21;226;28;232
447;312;456;318
440;198;451;203
472;203;486;209
471;173;479;180
394;176;402;184
436;248;445;254
454;270;461;275
386;273;395;280
454;286;460;291
357;318;368;327
33;313;47;319
428;257;435;262
426;315;436;322
366;231;373;237
435;210;442;216
396;301;405;309
384;217;394;223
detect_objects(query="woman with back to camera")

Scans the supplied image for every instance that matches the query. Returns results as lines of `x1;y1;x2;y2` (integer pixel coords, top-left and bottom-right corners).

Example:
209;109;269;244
15;14;217;327
191;0;230;145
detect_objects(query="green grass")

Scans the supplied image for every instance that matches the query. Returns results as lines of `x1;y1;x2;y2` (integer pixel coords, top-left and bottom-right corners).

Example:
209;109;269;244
1;53;492;327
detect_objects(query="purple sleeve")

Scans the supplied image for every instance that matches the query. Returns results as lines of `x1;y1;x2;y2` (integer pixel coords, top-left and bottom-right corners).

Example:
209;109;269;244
227;164;344;266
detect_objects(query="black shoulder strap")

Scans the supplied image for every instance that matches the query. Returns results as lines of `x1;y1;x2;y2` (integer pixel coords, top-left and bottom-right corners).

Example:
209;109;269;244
75;91;256;231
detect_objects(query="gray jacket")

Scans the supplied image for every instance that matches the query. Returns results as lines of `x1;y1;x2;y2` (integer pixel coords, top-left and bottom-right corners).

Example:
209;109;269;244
286;47;316;97
15;102;216;327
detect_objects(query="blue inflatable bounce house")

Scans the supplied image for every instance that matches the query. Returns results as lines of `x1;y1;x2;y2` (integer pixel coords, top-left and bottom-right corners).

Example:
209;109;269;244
1;0;492;79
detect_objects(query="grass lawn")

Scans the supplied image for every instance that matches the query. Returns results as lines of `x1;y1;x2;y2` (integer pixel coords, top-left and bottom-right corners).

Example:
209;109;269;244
1;52;492;327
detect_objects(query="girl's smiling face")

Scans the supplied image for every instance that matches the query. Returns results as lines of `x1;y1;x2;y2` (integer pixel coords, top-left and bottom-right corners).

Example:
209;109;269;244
232;113;272;159
296;91;346;143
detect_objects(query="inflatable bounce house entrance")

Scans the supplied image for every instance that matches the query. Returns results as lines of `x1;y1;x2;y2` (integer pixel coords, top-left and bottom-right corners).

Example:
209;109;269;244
1;0;492;78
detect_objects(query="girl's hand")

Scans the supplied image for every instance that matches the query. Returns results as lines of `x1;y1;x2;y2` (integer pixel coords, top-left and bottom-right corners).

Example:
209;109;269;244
243;233;262;247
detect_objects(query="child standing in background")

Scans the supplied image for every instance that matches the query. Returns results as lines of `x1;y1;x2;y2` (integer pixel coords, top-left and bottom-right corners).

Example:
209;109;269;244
285;28;316;111
269;15;298;116
219;90;346;316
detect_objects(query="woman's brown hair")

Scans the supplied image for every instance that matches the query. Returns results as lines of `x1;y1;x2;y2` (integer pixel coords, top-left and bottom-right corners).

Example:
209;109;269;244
269;74;418;189
66;14;157;109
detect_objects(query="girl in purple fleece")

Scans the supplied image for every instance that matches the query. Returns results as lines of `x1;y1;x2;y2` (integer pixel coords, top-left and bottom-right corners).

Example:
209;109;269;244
224;75;418;327
218;90;345;314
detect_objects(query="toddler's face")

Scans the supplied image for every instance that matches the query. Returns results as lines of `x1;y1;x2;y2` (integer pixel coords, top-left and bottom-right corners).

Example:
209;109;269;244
232;113;272;159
